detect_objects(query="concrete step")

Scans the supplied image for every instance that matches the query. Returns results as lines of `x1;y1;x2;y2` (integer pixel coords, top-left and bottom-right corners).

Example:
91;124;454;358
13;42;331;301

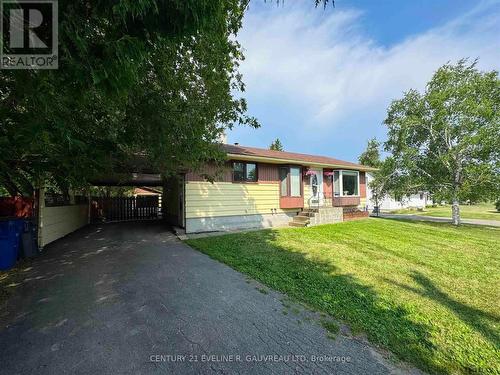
293;216;310;223
289;221;308;227
298;211;316;217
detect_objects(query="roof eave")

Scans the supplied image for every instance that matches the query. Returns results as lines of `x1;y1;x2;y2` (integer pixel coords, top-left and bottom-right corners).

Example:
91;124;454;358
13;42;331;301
226;153;377;172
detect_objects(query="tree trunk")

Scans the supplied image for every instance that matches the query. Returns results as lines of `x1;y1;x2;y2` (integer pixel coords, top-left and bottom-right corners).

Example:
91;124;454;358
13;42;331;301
452;169;461;226
451;194;460;225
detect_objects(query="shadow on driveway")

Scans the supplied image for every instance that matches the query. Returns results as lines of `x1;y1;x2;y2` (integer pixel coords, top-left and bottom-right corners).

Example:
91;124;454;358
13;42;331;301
0;222;418;374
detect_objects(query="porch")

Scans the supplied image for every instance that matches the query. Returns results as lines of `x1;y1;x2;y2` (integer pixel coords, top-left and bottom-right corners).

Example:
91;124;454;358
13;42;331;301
307;194;361;209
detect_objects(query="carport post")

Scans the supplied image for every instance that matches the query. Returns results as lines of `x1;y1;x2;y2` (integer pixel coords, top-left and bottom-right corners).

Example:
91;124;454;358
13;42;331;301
87;189;91;224
36;186;45;249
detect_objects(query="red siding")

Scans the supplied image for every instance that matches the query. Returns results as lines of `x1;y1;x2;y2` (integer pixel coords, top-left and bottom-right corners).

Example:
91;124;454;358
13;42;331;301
257;163;279;183
280;196;304;209
186;162;280;184
359;171;366;198
323;169;333;199
185;162;233;182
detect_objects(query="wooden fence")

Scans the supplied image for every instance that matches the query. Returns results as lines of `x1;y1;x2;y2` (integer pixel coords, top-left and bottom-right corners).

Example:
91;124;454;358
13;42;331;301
91;196;160;222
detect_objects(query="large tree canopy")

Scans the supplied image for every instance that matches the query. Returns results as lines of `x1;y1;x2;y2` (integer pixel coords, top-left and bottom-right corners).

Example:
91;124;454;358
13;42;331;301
0;0;257;195
383;59;500;225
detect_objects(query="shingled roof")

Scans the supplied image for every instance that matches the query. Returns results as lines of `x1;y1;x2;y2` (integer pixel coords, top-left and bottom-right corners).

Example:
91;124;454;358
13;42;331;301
222;144;375;171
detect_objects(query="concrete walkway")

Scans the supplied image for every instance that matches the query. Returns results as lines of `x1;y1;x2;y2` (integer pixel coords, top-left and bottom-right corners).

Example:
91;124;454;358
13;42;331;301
375;213;500;227
0;222;419;374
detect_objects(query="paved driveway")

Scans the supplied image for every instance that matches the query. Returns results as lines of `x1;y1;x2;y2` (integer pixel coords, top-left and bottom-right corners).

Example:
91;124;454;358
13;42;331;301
0;222;416;374
375;213;500;227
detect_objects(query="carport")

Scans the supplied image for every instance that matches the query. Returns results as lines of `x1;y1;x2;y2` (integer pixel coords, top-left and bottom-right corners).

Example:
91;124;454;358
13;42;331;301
36;171;186;249
89;172;185;227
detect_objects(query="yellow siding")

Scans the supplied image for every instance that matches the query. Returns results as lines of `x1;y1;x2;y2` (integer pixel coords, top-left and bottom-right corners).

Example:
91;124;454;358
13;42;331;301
40;205;88;247
303;183;312;208
186;182;297;218
359;197;367;209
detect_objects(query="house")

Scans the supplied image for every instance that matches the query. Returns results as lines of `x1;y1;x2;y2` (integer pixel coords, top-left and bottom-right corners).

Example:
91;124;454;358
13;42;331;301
133;186;162;197
163;144;376;233
365;173;432;211
6;144;374;252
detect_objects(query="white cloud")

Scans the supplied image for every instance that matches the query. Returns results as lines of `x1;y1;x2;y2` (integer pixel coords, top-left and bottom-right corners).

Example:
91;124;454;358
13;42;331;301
237;0;500;135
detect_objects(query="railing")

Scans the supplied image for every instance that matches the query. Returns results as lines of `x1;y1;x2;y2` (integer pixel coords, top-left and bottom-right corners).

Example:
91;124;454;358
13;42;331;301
307;194;360;209
308;193;333;210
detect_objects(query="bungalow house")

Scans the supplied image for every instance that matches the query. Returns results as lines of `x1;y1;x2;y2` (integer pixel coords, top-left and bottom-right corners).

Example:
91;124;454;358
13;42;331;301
9;143;374;252
163;144;376;233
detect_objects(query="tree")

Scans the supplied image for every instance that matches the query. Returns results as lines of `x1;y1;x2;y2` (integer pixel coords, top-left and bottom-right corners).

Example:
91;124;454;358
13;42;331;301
0;0;334;196
0;1;257;195
269;138;284;151
383;59;500;225
358;138;392;213
358;138;381;168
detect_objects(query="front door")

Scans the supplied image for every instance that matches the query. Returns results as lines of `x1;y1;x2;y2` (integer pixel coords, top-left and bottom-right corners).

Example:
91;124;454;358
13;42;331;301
309;169;323;206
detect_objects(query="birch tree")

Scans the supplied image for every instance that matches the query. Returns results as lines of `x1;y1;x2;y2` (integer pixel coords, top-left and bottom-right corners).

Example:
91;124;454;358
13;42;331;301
383;59;500;225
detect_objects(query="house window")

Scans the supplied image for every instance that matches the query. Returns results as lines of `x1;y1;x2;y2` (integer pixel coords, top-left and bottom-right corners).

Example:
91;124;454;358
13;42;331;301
279;166;302;197
279;168;288;196
334;171;340;197
333;170;359;197
290;167;301;197
233;162;257;182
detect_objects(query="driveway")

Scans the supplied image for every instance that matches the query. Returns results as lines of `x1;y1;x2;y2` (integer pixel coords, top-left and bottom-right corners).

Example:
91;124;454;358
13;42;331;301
375;213;500;227
0;222;417;374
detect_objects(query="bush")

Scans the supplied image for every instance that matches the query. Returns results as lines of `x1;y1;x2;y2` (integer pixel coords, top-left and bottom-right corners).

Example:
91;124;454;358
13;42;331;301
495;200;500;212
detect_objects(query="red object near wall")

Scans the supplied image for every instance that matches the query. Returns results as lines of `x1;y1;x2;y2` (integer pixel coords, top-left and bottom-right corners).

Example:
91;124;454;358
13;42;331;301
0;196;34;218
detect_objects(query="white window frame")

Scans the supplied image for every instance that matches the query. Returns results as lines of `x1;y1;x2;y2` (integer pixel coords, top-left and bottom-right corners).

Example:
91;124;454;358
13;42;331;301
335;170;360;197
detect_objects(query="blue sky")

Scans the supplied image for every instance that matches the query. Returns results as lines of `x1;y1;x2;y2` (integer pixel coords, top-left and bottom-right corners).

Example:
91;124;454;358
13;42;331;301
227;0;500;162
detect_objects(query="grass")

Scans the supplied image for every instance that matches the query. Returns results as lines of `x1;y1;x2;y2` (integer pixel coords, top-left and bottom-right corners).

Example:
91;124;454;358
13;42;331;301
187;219;500;374
391;203;500;221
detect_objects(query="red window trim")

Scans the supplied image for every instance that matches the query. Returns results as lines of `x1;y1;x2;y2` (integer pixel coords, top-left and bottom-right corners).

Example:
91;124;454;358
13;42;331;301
279;165;303;197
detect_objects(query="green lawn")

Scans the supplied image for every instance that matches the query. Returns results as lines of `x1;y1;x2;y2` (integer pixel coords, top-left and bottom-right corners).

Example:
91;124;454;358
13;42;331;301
187;219;500;374
392;203;500;221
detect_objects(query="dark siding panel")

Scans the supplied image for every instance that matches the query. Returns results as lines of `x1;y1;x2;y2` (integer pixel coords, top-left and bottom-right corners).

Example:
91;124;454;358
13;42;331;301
258;163;279;183
187;161;279;184
186;162;232;182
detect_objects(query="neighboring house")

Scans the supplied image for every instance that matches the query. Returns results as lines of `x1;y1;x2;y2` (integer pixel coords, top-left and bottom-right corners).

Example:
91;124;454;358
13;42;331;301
164;144;376;233
133;186;162;196
365;173;432;211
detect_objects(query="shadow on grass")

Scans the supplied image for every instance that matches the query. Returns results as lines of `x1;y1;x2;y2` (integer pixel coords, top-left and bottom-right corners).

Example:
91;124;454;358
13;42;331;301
391;271;500;348
188;229;447;374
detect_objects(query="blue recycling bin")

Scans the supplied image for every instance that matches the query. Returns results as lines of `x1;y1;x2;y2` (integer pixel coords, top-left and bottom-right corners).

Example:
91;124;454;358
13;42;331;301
0;219;24;270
